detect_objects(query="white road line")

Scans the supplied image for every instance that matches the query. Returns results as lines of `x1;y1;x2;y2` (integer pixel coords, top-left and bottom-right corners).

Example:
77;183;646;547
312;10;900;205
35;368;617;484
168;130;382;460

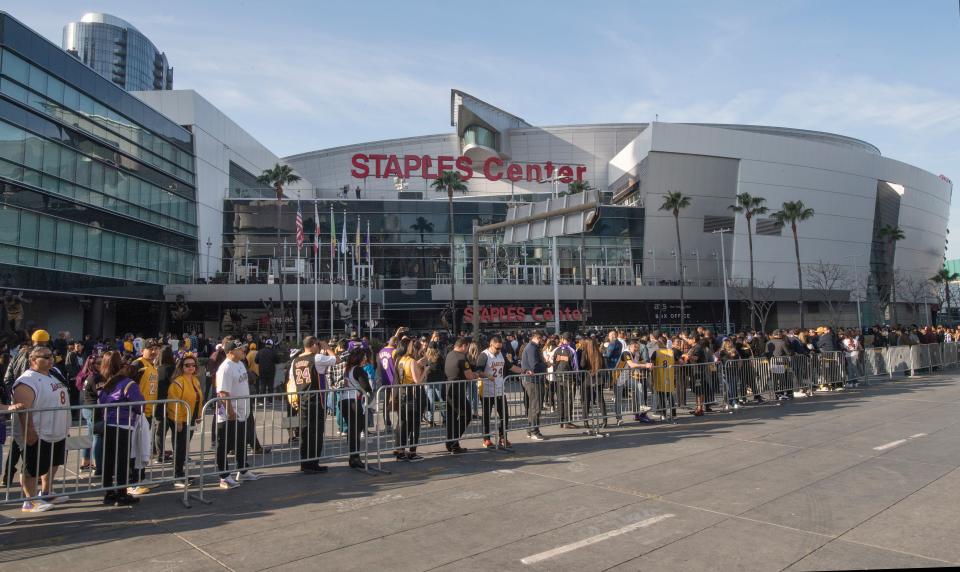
873;433;927;451
520;514;675;565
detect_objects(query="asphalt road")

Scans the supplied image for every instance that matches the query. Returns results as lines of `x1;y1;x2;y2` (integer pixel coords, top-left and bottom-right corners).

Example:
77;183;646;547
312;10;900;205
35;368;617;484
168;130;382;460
2;372;959;572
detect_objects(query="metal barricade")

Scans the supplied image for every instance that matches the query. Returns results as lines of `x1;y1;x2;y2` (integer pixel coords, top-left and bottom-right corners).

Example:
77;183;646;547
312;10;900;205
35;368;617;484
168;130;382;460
943;342;959;369
812;351;846;388
670;362;723;415
194;387;376;502
863;347;888;379
884;345;913;378
2;399;193;508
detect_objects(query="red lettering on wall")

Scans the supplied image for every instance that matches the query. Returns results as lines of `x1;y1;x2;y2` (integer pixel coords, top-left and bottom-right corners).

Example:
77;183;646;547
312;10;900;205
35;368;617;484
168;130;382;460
557;165;574;183
403;155;422;178
383;155;402;179
506;163;523;182
350;154;369;178
483;157;504;181
455;156;474;180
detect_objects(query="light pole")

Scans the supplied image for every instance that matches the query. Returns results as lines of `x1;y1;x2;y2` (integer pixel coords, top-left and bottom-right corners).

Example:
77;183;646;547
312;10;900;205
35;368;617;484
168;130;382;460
844;255;864;333
647;249;656;284
691;250;700;286
538;175;566;334
205;237;212;281
712;228;732;335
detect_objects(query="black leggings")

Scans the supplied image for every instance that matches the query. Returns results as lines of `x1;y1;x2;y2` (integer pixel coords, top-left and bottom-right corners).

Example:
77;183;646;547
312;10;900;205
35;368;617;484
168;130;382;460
340;398;364;456
395;387;422;452
101;426;132;491
166;418;191;478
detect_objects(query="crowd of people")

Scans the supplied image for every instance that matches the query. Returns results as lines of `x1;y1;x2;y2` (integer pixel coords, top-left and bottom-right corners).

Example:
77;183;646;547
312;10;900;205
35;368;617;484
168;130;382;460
0;320;957;527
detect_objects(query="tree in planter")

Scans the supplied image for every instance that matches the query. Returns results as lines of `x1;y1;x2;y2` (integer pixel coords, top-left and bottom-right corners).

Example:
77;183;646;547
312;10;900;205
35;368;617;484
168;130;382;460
930;268;960;324
877;224;906;324
771;201;814;328
257;164;301;342
410;216;434;279
729;192;768;329
729;278;778;333
430;171;467;333
659;191;692;331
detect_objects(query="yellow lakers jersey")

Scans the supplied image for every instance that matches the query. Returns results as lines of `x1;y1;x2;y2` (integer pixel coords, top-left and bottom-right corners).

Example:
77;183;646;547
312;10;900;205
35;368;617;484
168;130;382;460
651;348;675;393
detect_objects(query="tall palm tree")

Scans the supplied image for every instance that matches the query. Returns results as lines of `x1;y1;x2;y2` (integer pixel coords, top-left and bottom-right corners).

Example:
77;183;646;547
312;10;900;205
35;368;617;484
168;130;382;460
729;192;768;329
410;216;434;278
931;267;959;325
660;191;692;331
431;171;467;333
257;164;301;342
771;201;815;328
877;224;905;324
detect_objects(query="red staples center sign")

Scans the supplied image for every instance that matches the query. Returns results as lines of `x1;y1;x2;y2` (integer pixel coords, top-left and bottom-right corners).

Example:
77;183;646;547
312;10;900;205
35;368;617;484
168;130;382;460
463;305;582;323
350;154;587;183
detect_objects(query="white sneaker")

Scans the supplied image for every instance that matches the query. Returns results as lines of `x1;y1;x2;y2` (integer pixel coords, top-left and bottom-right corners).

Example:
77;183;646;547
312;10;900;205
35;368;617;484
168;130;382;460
237;471;262;482
219;476;240;489
21;501;54;513
44;494;70;505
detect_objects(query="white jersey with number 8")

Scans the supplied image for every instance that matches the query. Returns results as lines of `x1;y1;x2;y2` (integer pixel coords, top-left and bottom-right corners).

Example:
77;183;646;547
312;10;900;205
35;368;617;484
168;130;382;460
12;369;70;442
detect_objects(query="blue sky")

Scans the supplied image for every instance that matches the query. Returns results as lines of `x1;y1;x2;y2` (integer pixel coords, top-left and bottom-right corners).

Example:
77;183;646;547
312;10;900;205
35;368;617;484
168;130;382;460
8;0;960;250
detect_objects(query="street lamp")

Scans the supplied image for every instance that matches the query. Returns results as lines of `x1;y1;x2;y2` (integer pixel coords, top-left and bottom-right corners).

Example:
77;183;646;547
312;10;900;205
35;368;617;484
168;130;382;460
691;250;700;286
844;255;865;333
538;175;566;334
712;228;732;335
647;249;656;284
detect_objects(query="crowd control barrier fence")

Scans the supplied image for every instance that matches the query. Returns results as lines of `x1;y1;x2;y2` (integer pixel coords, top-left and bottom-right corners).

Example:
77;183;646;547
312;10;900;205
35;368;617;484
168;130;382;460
1;399;193;508
5;342;960;510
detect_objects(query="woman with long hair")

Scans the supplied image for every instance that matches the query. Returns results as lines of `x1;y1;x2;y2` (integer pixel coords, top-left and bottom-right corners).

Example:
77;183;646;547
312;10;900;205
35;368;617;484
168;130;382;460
97;350;144;506
166;354;203;487
77;353;102;471
579;337;607;430
394;338;425;461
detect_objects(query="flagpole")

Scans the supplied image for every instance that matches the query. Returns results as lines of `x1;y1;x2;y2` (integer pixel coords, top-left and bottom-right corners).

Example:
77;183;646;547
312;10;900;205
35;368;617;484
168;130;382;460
313;201;319;337
356;215;361;338
367;219;372;341
329;204;335;339
342;210;348;302
296;197;302;343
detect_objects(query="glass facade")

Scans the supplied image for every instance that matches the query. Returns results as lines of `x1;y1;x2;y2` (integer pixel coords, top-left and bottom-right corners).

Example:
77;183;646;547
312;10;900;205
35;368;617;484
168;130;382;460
62;16;173;92
0;13;197;296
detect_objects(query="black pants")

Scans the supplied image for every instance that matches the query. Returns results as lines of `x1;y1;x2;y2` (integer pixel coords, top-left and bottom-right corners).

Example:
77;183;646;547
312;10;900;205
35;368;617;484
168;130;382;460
583;381;607;420
246;409;263;451
555;373;576;423
2;440;21;487
445;384;470;449
482;395;507;439
166;418;191;478
216;420;248;478
299;393;325;469
396;386;422;452
340;398;364;457
521;380;542;434
101;426;132;490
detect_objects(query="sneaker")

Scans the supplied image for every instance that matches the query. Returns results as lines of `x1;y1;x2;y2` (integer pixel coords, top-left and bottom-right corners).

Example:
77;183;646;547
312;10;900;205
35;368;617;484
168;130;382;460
482;438;495;450
498;438;512;448
21;501;53;513
528;432;545;441
0;514;15;526
450;445;468;454
616;419;624;427
127;486;151;496
638;414;655;424
219;476;240;489
237;471;262;482
44;494;69;505
406;453;424;462
114;494;139;506
173;479;194;489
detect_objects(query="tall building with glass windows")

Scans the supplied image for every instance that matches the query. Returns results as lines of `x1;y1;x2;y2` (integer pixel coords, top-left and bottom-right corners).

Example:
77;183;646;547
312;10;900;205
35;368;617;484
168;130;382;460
62;13;172;92
0;11;196;337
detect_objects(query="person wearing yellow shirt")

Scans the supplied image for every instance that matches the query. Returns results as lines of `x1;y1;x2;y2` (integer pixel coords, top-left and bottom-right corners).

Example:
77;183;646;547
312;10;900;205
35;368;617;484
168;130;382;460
166;354;202;487
394;339;425;462
128;339;160;496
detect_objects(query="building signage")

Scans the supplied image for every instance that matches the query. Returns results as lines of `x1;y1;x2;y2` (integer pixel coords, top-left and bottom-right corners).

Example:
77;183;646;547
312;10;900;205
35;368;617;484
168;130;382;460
350;153;587;183
463;304;582;323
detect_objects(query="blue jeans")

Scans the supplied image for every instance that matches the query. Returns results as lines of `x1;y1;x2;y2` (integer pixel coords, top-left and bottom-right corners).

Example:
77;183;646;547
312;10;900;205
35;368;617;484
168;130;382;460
81;408;96;463
424;385;445;423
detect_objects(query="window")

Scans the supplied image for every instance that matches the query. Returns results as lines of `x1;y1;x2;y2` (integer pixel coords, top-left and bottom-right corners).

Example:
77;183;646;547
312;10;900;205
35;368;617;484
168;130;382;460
2;50;29;83
0;208;18;243
756;218;783;236
703;215;734;233
19;211;38;249
0;121;25;163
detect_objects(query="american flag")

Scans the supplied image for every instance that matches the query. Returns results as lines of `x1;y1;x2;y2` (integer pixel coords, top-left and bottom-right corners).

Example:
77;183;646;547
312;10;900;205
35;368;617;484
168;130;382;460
295;203;304;251
313;203;320;255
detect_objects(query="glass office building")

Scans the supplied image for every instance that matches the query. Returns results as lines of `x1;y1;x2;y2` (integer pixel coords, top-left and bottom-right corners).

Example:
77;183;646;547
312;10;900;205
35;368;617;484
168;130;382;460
63;13;172;92
0;12;196;337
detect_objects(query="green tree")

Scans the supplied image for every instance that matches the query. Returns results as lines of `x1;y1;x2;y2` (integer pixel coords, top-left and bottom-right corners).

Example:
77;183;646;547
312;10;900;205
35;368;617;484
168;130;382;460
771;201;815;328
931;267;958;324
877;224;905;324
567;180;589;195
660;191;692;330
410;216;434;278
729;192;768;329
257;164;301;342
431;171;467;333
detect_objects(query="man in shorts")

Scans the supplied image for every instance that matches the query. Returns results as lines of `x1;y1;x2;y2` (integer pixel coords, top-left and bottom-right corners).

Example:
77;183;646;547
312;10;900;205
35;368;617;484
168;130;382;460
12;346;72;512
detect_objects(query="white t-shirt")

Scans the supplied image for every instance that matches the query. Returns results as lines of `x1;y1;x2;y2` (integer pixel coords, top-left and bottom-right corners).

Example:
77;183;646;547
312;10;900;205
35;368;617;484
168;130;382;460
216;359;250;422
13;369;70;442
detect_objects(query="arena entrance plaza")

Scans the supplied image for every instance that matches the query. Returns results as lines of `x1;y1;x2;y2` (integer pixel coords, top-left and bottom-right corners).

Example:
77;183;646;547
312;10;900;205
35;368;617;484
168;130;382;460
3;372;960;572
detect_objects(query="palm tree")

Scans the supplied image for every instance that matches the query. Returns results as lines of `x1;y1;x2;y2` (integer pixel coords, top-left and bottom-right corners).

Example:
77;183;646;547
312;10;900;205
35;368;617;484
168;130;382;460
257;164;301;342
729;192;768;329
771;201;815;328
567;180;589;195
931;267;959;325
877;224;905;324
410;216;434;278
431;171;467;333
659;191;692;331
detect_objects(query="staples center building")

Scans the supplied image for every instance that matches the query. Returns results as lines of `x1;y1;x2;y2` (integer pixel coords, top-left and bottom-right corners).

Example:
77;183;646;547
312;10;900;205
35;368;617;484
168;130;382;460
169;89;951;336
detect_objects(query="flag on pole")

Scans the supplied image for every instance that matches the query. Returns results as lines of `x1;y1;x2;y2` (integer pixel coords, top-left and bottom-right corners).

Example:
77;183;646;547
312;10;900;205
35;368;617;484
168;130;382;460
340;211;347;255
330;206;337;258
355;216;361;262
313;202;320;255
366;221;371;262
295;202;304;251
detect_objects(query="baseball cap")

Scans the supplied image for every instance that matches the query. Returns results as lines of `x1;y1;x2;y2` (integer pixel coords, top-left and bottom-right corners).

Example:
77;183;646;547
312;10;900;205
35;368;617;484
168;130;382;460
264;339;274;346
31;329;50;343
223;340;243;351
144;338;162;349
